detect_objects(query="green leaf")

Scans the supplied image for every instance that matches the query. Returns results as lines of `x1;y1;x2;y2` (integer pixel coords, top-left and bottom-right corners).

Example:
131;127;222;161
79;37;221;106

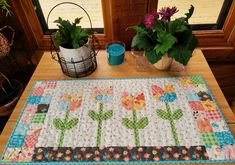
154;32;176;54
168;18;187;34
88;110;100;121
0;0;12;16
185;5;194;23
65;119;78;129
102;110;113;120
184;34;198;50
153;20;165;32
74;17;83;25
145;50;163;64
173;29;197;50
136;117;149;129
168;46;193;65
51;31;61;47
122;118;135;129
172;109;183;120
156;109;170;120
130;24;148;34
131;33;153;50
52;17;88;49
53;118;64;130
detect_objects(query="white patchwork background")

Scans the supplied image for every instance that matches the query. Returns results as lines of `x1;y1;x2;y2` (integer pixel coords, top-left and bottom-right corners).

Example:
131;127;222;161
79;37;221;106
37;78;203;147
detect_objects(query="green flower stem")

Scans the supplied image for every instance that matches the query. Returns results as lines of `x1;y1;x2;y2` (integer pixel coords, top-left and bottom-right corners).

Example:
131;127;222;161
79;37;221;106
166;102;180;146
132;110;140;147
96;102;103;147
58;110;70;147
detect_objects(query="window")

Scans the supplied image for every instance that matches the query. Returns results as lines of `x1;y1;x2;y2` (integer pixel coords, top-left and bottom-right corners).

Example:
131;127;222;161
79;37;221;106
33;0;104;34
158;0;233;30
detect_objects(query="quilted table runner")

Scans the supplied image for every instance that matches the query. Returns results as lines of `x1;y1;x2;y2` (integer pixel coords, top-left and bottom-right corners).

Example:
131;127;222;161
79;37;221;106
1;76;235;164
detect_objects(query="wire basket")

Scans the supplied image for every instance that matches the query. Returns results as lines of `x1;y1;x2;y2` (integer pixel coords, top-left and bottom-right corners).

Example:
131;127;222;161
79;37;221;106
47;2;99;78
0;26;15;59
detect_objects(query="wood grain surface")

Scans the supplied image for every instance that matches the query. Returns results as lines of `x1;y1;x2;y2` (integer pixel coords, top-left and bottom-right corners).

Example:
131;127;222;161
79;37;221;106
0;49;234;165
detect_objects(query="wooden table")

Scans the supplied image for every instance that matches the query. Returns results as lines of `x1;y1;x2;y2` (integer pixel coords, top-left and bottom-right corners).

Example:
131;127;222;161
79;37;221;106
1;49;235;164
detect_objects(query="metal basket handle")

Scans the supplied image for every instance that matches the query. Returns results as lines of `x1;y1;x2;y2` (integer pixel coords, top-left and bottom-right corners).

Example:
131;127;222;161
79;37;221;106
46;2;93;31
0;25;15;46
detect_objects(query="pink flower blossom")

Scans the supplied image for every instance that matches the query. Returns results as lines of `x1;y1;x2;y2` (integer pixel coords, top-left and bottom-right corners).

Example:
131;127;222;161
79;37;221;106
159;6;178;22
144;14;155;29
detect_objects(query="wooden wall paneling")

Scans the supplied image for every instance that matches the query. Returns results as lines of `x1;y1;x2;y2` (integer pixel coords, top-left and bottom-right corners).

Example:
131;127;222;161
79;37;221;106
201;47;235;61
223;0;235;42
209;62;235;103
9;0;38;54
18;0;44;48
147;0;158;13
101;0;113;43
111;0;148;49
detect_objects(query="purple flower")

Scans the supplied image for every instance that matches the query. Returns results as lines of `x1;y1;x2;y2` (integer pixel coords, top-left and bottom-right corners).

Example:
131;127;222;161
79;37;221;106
159;6;178;22
144;12;159;29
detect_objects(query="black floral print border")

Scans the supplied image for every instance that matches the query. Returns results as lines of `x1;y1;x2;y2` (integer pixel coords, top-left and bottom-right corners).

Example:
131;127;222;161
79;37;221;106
32;146;209;162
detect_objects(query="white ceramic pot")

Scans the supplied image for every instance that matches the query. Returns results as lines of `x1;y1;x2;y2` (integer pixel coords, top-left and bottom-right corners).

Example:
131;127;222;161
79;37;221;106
153;53;173;70
59;45;92;73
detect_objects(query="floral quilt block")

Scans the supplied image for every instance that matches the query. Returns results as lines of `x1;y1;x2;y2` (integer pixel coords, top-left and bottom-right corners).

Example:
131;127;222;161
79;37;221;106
1;76;235;164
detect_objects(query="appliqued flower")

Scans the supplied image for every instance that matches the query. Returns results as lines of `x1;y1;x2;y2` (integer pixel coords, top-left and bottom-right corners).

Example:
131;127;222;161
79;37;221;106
121;92;145;110
92;86;113;103
152;84;177;102
61;94;82;111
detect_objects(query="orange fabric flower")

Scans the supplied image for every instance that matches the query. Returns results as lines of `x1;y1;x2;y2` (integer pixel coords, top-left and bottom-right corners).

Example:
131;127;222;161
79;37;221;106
121;92;145;110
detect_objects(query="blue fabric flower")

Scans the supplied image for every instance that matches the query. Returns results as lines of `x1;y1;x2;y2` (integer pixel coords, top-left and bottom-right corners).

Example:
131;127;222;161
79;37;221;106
95;95;103;101
102;94;113;103
160;93;177;102
96;94;112;103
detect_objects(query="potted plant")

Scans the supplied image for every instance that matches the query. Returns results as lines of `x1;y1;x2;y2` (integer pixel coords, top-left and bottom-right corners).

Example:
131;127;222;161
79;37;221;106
52;17;92;72
131;5;198;70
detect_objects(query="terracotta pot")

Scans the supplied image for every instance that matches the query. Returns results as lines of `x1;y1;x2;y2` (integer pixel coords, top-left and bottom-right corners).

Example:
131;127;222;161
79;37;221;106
152;53;173;70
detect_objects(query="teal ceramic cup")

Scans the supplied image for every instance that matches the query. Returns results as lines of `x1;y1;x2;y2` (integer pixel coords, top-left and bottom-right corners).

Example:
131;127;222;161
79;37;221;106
106;41;125;66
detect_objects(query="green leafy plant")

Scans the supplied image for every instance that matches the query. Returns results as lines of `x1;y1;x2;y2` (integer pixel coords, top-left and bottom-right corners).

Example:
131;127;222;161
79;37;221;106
0;0;11;16
131;5;197;65
52;17;89;49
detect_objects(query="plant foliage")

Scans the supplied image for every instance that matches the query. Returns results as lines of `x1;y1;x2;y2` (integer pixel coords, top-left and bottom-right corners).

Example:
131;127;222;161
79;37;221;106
131;5;198;65
0;0;11;16
51;17;89;49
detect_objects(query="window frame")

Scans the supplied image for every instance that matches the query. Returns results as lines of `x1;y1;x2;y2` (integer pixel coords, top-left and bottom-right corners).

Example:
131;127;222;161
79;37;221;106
11;0;235;56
